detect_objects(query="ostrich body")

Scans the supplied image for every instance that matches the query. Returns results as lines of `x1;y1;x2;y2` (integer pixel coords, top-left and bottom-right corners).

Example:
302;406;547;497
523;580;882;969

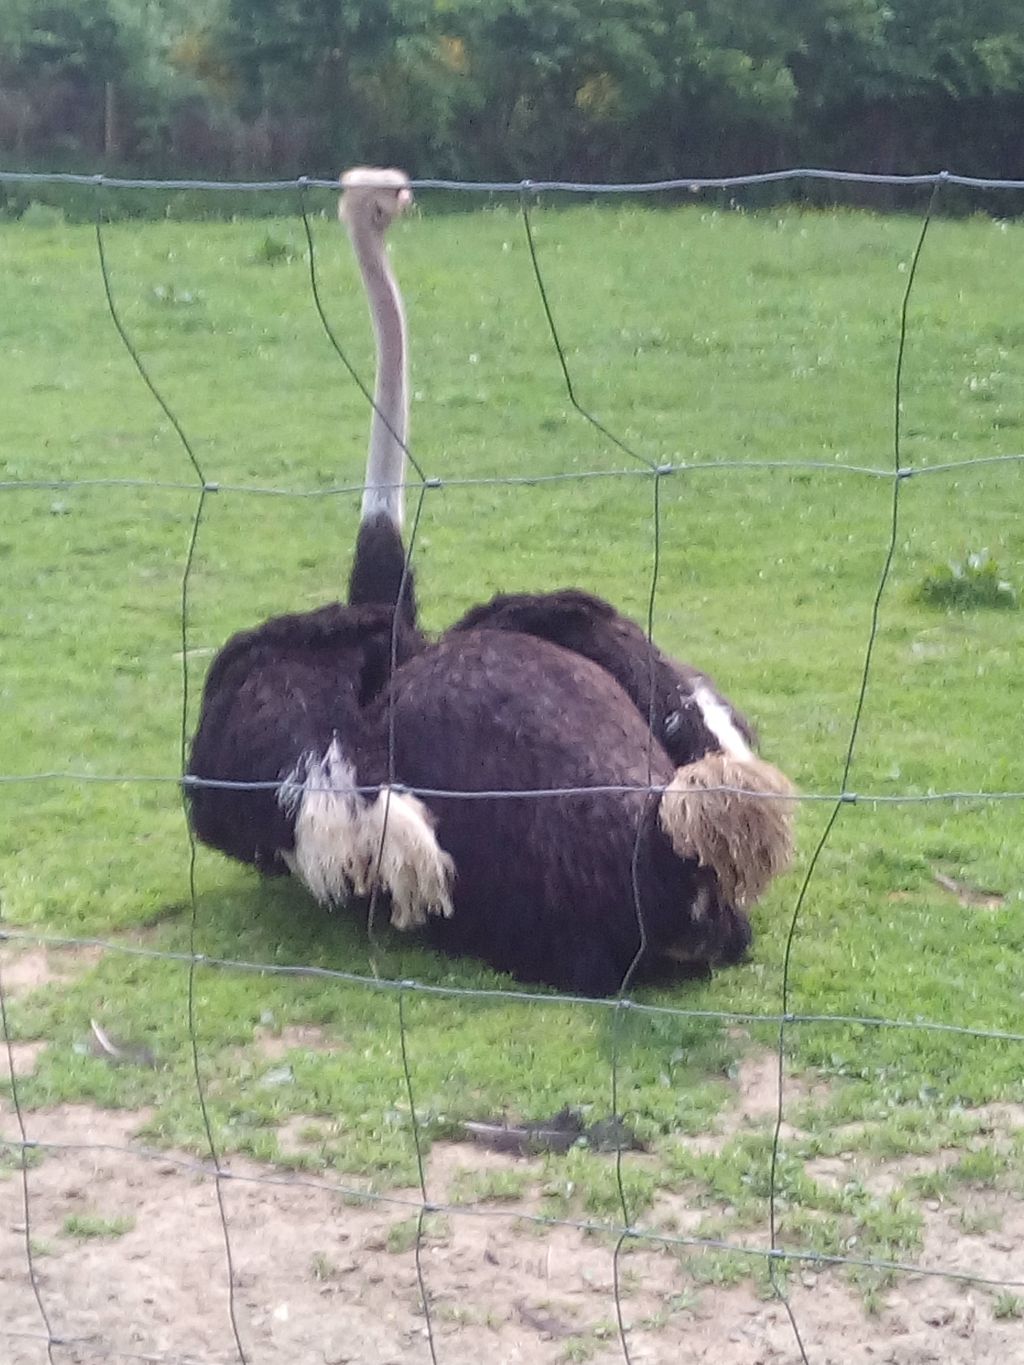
449;587;757;767
355;629;789;995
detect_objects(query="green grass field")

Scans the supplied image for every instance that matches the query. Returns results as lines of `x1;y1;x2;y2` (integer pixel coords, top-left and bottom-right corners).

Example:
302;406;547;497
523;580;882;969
1;194;1023;1286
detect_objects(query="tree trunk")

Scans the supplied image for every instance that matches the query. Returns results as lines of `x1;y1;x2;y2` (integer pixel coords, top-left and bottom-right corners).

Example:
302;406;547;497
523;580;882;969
104;81;119;163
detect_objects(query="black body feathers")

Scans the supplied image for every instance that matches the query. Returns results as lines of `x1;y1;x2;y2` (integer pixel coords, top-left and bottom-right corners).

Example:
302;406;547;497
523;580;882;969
450;588;757;764
347;512;419;631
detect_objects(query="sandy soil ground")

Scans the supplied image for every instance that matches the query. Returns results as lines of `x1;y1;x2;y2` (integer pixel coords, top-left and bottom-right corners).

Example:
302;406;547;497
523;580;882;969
3;1096;1024;1365
2;945;1023;1364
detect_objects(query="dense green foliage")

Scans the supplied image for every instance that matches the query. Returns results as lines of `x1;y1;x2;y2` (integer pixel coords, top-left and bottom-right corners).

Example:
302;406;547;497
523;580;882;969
2;0;1024;187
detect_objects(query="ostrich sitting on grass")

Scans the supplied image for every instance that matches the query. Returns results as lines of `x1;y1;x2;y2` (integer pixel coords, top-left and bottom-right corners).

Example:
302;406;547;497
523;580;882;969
186;168;795;993
187;169;443;927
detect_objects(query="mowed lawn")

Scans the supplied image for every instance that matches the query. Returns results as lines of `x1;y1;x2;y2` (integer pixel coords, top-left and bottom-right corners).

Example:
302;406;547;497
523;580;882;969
1;194;1023;1261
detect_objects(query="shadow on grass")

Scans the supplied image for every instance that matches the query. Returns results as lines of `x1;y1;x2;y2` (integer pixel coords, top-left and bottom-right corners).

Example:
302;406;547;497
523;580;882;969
170;868;527;997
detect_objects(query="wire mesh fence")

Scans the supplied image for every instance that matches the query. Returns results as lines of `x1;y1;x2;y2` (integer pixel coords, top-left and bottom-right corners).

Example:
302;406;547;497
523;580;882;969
1;166;1023;1364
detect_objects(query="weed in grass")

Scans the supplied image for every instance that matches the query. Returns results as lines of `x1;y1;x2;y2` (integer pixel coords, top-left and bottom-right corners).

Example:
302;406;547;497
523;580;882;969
448;1166;531;1205
0;1143;45;1174
671;1287;701;1312
19;202;66;228
339;1189;377;1210
860;1283;887;1317
639;1288;700;1329
384;1218;420;1255
691;1212;741;1244
309;1251;343;1280
754;1254;793;1301
251;232;298;266
956;1204;1003;1236
63;1213;134;1238
385;1214;450;1254
680;1247;750;1289
846;1262;899;1304
539;1178;578;1222
434;1303;484;1328
150;282;202;308
580;1161;657;1220
914;550;1018;611
951;1146;1009;1187
907;1168;954;1201
674;1131;822;1223
854;1194;922;1261
774;1207;845;1256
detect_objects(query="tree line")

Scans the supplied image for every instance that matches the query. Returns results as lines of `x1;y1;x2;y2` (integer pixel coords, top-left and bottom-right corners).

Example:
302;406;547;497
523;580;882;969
2;0;1023;189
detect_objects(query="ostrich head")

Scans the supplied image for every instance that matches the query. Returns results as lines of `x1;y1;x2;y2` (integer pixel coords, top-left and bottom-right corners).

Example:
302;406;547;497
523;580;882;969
339;167;413;233
662;687;750;767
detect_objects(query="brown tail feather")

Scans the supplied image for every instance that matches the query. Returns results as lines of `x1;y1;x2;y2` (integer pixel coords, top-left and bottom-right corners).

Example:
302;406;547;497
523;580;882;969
659;753;796;907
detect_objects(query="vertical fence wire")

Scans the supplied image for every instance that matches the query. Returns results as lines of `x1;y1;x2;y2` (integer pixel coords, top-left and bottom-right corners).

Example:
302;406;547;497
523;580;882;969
94;187;249;1365
0;941;57;1362
612;468;666;1364
520;188;658;475
300;179;439;1352
520;192;676;1357
367;477;429;963
398;988;441;1363
765;181;944;1359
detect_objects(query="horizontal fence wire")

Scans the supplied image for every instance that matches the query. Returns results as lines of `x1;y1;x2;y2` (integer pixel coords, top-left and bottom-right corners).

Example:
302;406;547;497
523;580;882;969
3;925;1024;1043
1;1133;1022;1293
3;167;1024;191
2;452;1024;498
2;165;1023;1365
2;772;1024;802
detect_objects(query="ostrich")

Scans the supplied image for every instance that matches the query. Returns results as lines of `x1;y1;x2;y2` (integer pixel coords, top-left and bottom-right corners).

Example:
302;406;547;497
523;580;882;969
186;168;449;928
186;168;795;992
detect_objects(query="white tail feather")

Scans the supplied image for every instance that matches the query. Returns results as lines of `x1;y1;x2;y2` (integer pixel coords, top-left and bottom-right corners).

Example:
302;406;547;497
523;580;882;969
278;741;454;928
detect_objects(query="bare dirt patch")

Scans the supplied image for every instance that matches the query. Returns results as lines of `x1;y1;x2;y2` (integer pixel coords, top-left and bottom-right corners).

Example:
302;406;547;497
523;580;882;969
2;1101;1023;1364
0;943;105;1002
684;1048;829;1156
3;1041;47;1079
252;1024;331;1062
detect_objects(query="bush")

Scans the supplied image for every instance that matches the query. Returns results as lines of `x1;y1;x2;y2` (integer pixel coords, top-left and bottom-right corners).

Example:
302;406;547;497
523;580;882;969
18;201;67;227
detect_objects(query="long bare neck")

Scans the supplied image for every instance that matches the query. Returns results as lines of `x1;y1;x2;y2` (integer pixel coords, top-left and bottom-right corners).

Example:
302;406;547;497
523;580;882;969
348;220;408;530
